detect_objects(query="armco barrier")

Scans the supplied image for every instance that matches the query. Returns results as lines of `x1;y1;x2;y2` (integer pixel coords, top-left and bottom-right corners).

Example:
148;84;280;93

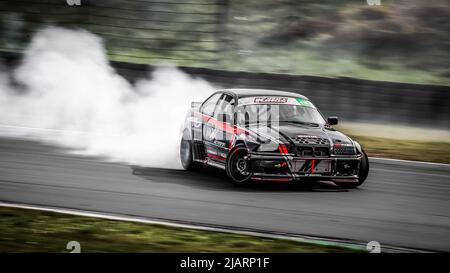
1;51;449;129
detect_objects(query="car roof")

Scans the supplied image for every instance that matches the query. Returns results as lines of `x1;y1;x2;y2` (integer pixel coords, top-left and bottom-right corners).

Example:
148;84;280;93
221;88;308;100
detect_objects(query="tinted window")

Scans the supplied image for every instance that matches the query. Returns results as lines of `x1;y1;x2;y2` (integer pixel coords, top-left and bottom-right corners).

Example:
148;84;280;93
213;94;235;120
236;104;325;125
201;93;221;116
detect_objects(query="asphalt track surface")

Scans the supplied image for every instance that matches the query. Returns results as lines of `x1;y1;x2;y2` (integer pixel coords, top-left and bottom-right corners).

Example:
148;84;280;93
0;137;449;251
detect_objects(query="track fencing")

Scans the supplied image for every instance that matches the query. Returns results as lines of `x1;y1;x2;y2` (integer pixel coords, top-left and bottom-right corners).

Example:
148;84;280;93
1;51;449;129
0;0;226;66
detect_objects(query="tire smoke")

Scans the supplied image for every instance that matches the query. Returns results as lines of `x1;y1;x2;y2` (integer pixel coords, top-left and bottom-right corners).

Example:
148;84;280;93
0;27;214;168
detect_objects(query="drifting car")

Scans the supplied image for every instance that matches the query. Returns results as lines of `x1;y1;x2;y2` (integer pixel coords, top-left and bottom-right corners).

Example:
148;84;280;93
180;89;369;188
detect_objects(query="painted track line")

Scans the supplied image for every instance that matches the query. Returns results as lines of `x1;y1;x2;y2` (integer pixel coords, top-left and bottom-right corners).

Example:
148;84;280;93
369;157;450;167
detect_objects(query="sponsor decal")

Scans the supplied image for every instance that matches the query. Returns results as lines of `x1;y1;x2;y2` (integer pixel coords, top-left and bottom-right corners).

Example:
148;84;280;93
254;97;288;104
295;98;314;108
295;159;331;174
297;135;318;138
213;140;226;147
333;143;353;147
238;96;315;108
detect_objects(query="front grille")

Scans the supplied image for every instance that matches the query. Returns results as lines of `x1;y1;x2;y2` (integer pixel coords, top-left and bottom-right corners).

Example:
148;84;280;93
293;136;329;145
296;146;330;157
333;146;356;155
297;146;313;156
314;147;330;156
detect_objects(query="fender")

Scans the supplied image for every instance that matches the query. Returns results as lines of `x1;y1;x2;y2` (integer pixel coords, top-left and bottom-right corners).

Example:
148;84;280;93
353;140;363;154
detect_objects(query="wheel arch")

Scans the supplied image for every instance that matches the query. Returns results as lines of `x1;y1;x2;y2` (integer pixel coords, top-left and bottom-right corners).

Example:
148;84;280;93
183;128;193;141
233;139;247;148
352;140;363;154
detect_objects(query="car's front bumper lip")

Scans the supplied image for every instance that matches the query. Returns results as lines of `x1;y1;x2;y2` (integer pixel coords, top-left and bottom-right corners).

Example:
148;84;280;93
249;153;361;182
249;153;361;160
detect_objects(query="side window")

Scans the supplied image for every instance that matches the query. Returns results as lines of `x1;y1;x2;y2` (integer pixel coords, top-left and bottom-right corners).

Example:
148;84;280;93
236;105;257;126
201;93;221;116
214;94;235;121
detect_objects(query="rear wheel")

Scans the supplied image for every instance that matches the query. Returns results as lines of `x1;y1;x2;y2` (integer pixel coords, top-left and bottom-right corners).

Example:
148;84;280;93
226;145;252;185
335;149;369;189
180;130;200;171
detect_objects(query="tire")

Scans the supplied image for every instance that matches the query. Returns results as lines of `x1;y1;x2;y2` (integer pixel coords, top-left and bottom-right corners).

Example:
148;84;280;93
335;149;369;189
226;145;252;185
180;130;199;171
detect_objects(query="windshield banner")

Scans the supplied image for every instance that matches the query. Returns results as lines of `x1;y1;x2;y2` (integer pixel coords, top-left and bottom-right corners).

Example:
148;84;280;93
238;96;316;108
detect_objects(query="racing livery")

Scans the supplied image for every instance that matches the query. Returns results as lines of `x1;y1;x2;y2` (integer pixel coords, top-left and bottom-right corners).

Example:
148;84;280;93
180;89;369;188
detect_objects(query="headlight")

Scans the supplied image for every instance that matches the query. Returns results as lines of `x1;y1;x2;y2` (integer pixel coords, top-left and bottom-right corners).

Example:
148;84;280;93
257;140;280;152
332;144;357;155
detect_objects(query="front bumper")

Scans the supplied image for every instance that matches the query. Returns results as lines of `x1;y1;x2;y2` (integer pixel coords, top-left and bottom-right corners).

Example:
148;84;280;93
249;153;361;182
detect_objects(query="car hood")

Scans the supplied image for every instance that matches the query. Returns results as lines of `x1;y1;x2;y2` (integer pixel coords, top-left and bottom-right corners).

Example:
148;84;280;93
245;123;353;145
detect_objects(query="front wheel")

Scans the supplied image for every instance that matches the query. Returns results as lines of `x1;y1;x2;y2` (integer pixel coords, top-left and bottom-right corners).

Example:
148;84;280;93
226;145;252;185
335;149;369;189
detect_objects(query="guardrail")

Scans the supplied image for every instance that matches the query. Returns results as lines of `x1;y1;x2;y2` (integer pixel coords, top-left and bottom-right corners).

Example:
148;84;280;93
114;60;450;129
1;51;449;129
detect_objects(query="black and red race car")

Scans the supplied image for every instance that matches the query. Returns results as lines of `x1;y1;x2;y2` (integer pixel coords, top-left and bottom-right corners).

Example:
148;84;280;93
180;89;369;188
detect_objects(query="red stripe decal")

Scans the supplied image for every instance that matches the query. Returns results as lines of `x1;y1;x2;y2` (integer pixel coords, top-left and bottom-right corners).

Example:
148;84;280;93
207;153;225;161
311;159;315;174
199;113;249;135
271;178;292;182
278;144;288;154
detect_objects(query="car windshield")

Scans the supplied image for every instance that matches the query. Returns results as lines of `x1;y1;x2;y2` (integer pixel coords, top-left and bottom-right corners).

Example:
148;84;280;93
236;104;326;126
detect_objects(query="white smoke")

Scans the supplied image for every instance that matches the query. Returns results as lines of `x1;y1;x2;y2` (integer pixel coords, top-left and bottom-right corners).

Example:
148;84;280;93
0;27;214;168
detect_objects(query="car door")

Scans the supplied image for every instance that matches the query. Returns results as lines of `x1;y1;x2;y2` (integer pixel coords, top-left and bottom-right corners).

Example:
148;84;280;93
211;94;235;162
200;92;222;161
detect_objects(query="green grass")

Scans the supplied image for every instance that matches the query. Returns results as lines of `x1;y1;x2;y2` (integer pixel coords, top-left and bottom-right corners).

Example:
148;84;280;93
217;47;450;85
1;0;449;85
0;207;363;253
348;135;450;164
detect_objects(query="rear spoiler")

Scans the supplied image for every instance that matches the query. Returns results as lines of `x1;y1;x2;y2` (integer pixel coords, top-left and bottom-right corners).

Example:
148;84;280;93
191;101;201;109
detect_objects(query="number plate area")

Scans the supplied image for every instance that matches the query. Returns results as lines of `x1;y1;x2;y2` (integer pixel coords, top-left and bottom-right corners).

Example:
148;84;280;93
293;159;331;175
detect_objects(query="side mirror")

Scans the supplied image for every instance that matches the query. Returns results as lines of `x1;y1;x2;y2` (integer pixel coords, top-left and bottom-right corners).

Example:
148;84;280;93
217;113;231;123
327;116;338;125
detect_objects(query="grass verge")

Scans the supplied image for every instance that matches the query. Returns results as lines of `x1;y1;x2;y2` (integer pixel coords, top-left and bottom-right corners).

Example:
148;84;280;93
0;206;362;253
348;135;450;164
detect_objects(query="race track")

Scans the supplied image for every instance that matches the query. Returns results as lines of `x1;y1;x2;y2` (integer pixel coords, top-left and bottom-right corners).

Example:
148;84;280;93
0;137;449;251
